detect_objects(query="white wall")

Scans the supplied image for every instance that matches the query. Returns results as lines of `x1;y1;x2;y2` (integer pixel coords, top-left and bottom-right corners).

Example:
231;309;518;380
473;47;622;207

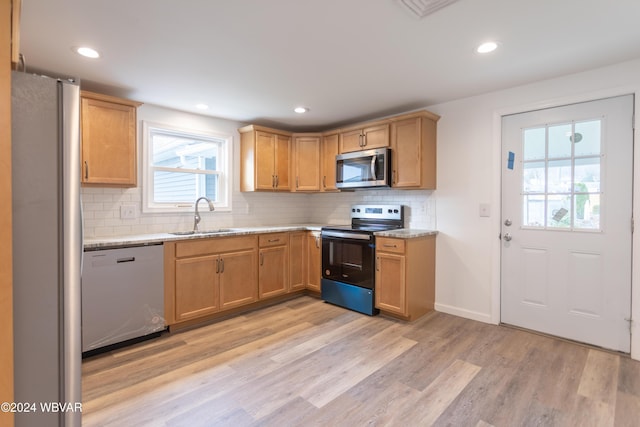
429;57;640;359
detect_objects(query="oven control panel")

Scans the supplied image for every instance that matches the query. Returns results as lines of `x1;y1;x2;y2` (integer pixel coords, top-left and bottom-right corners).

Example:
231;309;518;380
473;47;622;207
350;204;403;221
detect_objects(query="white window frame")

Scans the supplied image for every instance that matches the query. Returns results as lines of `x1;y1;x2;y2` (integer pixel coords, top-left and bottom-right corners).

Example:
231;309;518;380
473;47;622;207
142;121;232;213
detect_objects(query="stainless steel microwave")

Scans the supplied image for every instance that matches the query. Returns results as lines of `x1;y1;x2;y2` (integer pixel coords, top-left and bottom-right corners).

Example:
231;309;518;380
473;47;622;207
336;148;391;189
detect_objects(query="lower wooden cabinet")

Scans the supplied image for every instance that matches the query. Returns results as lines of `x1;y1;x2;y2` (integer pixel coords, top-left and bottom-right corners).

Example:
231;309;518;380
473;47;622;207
289;232;306;291
258;233;289;299
306;231;322;292
166;235;258;324
165;230;324;327
175;255;219;320
375;235;435;321
219;249;258;310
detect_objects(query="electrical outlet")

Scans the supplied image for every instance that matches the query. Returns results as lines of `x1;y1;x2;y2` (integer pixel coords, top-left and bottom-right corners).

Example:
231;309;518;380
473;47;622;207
120;204;137;219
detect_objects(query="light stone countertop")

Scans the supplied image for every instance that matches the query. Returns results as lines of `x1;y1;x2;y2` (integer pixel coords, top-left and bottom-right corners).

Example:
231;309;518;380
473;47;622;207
374;229;438;239
83;225;438;250
84;225;325;250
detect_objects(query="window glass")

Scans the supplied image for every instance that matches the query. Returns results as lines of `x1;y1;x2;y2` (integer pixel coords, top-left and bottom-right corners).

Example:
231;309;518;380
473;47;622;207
523;127;546;161
548;123;572;159
143;122;231;212
574;120;601;156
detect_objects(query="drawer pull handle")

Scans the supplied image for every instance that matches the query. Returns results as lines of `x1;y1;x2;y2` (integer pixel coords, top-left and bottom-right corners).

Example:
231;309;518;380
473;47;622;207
383;244;397;248
116;257;135;263
268;238;280;243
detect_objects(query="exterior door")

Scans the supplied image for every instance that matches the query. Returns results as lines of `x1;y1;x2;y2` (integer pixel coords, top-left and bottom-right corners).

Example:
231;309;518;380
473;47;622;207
501;95;634;352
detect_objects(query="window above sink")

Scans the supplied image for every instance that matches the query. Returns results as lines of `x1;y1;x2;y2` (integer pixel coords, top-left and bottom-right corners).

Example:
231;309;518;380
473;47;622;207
142;121;232;213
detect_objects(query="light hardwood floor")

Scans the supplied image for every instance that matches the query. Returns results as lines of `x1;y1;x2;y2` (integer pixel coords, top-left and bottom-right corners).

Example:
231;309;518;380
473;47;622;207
82;296;640;426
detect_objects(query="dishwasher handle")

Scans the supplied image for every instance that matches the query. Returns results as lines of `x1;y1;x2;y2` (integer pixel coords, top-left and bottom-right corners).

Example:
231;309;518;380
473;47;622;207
116;257;136;263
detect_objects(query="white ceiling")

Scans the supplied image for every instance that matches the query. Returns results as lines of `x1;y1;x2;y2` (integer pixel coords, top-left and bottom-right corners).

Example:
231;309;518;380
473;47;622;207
20;0;640;131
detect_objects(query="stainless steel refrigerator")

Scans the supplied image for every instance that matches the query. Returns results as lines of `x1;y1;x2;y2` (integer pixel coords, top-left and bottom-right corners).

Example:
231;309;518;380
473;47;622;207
12;71;83;426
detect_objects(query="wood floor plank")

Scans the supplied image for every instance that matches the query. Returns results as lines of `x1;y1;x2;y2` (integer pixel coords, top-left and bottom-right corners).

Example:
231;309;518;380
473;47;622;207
395;359;481;426
81;296;640;427
578;349;620;405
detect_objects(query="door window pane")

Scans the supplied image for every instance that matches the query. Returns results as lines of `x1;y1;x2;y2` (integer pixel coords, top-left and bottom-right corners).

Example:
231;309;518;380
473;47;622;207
523;195;545;227
548;159;572;193
523;127;546;161
523;161;545;193
547;194;571;229
574;120;601;156
574;157;600;193
548;123;572;159
574;193;600;230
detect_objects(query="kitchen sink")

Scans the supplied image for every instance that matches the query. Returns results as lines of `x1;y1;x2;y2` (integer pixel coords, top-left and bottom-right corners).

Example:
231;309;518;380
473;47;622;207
170;228;233;236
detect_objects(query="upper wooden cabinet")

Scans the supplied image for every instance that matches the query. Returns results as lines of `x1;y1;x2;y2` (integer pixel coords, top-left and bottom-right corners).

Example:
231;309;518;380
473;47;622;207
239;125;291;191
239;109;438;192
292;134;321;192
390;111;439;189
80;91;141;187
321;133;339;192
339;123;389;153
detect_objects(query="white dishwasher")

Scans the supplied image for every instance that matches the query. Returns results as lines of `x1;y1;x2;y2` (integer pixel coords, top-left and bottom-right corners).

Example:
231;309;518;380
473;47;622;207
82;243;165;354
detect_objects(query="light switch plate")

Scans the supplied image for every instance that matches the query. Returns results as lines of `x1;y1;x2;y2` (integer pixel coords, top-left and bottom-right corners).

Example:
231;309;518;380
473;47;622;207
479;203;491;217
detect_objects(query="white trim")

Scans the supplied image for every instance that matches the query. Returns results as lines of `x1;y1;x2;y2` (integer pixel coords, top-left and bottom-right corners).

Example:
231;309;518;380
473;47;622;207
435;303;494;324
493;85;640;360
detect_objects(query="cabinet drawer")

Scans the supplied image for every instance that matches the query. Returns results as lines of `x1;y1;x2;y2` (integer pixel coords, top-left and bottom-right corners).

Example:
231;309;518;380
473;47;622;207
376;237;405;254
176;235;257;258
259;233;288;248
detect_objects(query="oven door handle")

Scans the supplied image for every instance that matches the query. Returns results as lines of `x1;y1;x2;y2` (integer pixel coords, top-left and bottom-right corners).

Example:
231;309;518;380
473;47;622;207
321;230;371;241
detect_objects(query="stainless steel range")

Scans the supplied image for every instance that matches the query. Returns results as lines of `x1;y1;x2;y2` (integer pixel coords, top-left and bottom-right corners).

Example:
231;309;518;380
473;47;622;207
321;204;404;315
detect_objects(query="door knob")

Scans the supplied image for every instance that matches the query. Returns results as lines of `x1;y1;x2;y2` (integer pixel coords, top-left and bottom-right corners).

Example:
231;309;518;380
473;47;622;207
503;233;513;242
504;219;512;226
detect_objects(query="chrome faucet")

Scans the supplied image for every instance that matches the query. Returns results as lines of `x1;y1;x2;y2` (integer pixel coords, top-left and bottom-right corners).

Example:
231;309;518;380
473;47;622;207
193;196;215;232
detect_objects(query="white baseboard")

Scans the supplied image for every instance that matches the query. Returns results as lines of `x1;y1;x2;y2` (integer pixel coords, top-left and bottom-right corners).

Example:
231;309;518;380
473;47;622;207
435;303;496;325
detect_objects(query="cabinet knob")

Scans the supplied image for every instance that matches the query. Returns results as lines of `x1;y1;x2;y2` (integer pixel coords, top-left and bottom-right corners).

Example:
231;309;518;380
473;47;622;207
84;161;89;180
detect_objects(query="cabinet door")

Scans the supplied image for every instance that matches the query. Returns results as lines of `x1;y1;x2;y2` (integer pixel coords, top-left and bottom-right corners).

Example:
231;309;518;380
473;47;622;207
362;124;390;150
321;134;339;191
255;131;276;190
294;136;321;191
219;249;258;310
339;129;363;153
289;232;306;291
274;134;291;190
81;96;137;186
175;255;219;321
306;232;322;292
391;117;422;188
375;252;406;315
259;245;288;298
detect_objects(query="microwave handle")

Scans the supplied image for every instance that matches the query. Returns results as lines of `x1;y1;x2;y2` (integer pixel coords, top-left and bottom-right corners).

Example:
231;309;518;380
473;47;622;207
371;155;376;178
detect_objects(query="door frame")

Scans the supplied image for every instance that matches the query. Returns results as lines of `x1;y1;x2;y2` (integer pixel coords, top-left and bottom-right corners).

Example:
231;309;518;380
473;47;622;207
491;87;639;360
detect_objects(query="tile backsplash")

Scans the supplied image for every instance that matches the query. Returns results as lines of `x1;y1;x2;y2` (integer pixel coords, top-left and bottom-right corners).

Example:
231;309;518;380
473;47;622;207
82;186;436;237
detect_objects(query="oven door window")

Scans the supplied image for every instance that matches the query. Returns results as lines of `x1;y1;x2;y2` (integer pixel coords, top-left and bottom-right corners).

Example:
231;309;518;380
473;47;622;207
322;237;375;289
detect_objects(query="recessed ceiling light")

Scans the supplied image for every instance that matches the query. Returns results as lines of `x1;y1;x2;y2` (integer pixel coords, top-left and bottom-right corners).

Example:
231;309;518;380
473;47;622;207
476;41;498;54
294;107;309;114
74;46;100;59
196;103;209;110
